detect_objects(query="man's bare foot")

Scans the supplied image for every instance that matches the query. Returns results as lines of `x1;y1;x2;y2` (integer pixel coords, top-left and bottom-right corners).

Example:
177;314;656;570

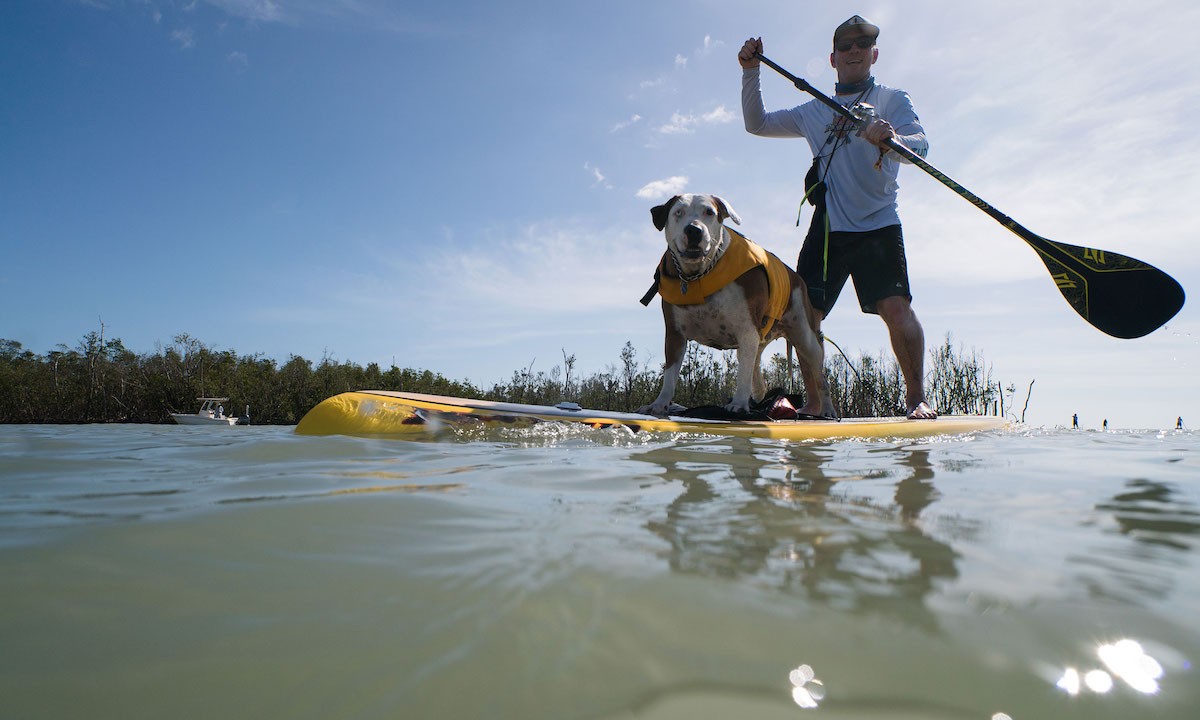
796;403;838;420
906;401;937;420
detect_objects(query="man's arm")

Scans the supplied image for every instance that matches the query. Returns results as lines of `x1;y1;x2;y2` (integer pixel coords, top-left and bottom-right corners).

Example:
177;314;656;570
863;90;928;162
740;38;807;138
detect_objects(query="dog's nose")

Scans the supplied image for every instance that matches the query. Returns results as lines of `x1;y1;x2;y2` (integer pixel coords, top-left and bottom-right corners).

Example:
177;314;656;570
684;224;704;246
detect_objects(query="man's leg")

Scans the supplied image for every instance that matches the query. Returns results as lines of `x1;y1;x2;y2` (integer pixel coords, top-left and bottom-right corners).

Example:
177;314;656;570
794;309;829;417
875;296;936;419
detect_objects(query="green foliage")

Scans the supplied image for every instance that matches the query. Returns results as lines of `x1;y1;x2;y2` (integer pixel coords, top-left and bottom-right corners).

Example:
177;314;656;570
478;333;998;418
0;332;482;424
926;334;999;415
0;330;998;424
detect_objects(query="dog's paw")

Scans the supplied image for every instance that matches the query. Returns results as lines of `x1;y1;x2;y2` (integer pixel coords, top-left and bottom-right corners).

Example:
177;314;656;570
639;403;674;417
724;400;752;415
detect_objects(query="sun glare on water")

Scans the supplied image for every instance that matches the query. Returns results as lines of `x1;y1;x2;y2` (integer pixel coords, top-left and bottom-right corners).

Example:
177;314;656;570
1055;639;1167;697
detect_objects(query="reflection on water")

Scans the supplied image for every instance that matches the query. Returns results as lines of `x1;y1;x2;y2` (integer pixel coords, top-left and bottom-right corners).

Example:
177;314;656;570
1096;479;1200;550
1056;639;1167;696
639;440;961;630
626;434;1199;714
788;664;825;708
1099;639;1165;693
1072;477;1200;606
2;425;1199;719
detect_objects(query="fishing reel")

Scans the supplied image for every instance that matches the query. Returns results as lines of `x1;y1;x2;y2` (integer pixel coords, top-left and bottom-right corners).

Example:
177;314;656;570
848;102;878;124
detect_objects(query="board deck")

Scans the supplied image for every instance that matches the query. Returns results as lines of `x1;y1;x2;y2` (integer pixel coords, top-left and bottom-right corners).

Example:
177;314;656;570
295;391;1007;441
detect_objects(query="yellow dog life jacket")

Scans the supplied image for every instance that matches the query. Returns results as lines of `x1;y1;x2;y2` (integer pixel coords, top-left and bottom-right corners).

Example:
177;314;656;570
657;227;793;339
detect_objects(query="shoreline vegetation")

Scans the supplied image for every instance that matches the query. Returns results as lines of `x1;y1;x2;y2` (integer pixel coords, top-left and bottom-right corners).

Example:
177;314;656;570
0;331;1006;425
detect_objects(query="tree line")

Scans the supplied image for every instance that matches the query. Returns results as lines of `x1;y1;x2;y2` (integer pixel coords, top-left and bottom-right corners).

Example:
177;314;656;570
0;329;1005;424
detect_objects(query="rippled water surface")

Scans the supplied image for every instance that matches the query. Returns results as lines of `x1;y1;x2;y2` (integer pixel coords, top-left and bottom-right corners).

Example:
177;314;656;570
1;423;1198;719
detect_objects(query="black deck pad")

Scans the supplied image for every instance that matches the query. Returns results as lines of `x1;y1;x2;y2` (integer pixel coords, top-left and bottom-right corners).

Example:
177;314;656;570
674;388;838;422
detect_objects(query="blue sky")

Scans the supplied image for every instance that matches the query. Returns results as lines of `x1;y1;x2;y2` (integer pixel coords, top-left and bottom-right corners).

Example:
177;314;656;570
2;0;1198;429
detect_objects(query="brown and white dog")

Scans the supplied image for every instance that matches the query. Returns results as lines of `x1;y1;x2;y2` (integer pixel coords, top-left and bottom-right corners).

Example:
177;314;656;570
640;193;836;418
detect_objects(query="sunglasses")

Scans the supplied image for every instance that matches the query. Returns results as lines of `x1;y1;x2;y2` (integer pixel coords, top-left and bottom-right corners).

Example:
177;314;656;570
835;36;876;52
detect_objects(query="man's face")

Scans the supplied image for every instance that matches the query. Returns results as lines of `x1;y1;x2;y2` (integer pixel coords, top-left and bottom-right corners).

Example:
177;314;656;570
830;33;877;85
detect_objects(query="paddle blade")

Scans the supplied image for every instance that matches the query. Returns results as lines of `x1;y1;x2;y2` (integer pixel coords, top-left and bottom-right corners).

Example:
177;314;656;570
1024;235;1185;339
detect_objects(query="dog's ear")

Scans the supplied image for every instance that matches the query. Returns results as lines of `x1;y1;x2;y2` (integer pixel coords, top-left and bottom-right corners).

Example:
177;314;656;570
712;196;741;225
651;195;681;231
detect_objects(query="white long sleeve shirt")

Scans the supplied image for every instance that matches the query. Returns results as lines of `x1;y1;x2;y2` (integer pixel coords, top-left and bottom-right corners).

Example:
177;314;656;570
742;66;928;233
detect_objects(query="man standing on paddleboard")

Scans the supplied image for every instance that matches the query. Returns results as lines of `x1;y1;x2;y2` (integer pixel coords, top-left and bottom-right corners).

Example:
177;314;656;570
738;16;937;420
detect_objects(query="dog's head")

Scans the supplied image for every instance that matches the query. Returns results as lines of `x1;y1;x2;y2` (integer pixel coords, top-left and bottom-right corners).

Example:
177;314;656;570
651;194;741;266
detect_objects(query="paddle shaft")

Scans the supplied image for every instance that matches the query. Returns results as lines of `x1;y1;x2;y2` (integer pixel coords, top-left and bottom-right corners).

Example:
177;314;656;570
753;52;1185;338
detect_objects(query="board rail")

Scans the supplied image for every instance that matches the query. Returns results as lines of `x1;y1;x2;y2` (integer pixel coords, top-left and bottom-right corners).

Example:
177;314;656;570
295;391;1007;441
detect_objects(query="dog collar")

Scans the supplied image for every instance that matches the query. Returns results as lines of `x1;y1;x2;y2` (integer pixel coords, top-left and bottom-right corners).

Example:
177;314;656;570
667;230;730;295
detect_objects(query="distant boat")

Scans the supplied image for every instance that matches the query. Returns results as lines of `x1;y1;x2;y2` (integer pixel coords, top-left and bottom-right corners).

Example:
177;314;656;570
170;398;246;426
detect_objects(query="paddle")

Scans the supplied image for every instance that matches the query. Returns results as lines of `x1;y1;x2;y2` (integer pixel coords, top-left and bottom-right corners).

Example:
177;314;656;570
755;52;1185;339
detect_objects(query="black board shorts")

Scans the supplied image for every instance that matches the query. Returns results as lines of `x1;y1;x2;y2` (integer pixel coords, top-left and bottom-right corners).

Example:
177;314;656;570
797;222;911;315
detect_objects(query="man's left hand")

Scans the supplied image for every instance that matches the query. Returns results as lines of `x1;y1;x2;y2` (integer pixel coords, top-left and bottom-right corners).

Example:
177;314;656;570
860;118;895;148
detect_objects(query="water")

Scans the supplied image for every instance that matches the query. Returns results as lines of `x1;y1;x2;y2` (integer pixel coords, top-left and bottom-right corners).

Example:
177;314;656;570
1;423;1197;719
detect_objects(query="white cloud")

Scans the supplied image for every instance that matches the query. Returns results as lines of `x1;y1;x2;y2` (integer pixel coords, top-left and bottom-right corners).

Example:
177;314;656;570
584;162;612;190
657;111;694;135
702;105;734;124
227;50;248;70
171;28;195;49
360;220;661;322
636;176;688;200
701;35;723;54
675;54;687;69
206;0;285;23
610;114;642;133
657;105;734;134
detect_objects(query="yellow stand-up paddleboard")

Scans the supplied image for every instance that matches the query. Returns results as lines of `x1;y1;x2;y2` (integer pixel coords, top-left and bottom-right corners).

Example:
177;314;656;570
295;391;1006;441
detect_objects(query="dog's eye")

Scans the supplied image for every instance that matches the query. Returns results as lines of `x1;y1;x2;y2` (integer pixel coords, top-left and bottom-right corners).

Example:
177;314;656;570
704;207;716;216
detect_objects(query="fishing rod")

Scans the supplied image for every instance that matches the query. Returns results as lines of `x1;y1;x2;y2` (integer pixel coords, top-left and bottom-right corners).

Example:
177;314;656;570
755;51;1185;339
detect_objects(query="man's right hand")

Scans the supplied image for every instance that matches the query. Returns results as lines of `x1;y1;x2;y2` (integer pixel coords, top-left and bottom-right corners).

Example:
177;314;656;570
738;37;762;69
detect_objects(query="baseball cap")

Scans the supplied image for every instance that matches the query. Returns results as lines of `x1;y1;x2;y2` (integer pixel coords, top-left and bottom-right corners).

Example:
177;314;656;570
833;15;880;45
